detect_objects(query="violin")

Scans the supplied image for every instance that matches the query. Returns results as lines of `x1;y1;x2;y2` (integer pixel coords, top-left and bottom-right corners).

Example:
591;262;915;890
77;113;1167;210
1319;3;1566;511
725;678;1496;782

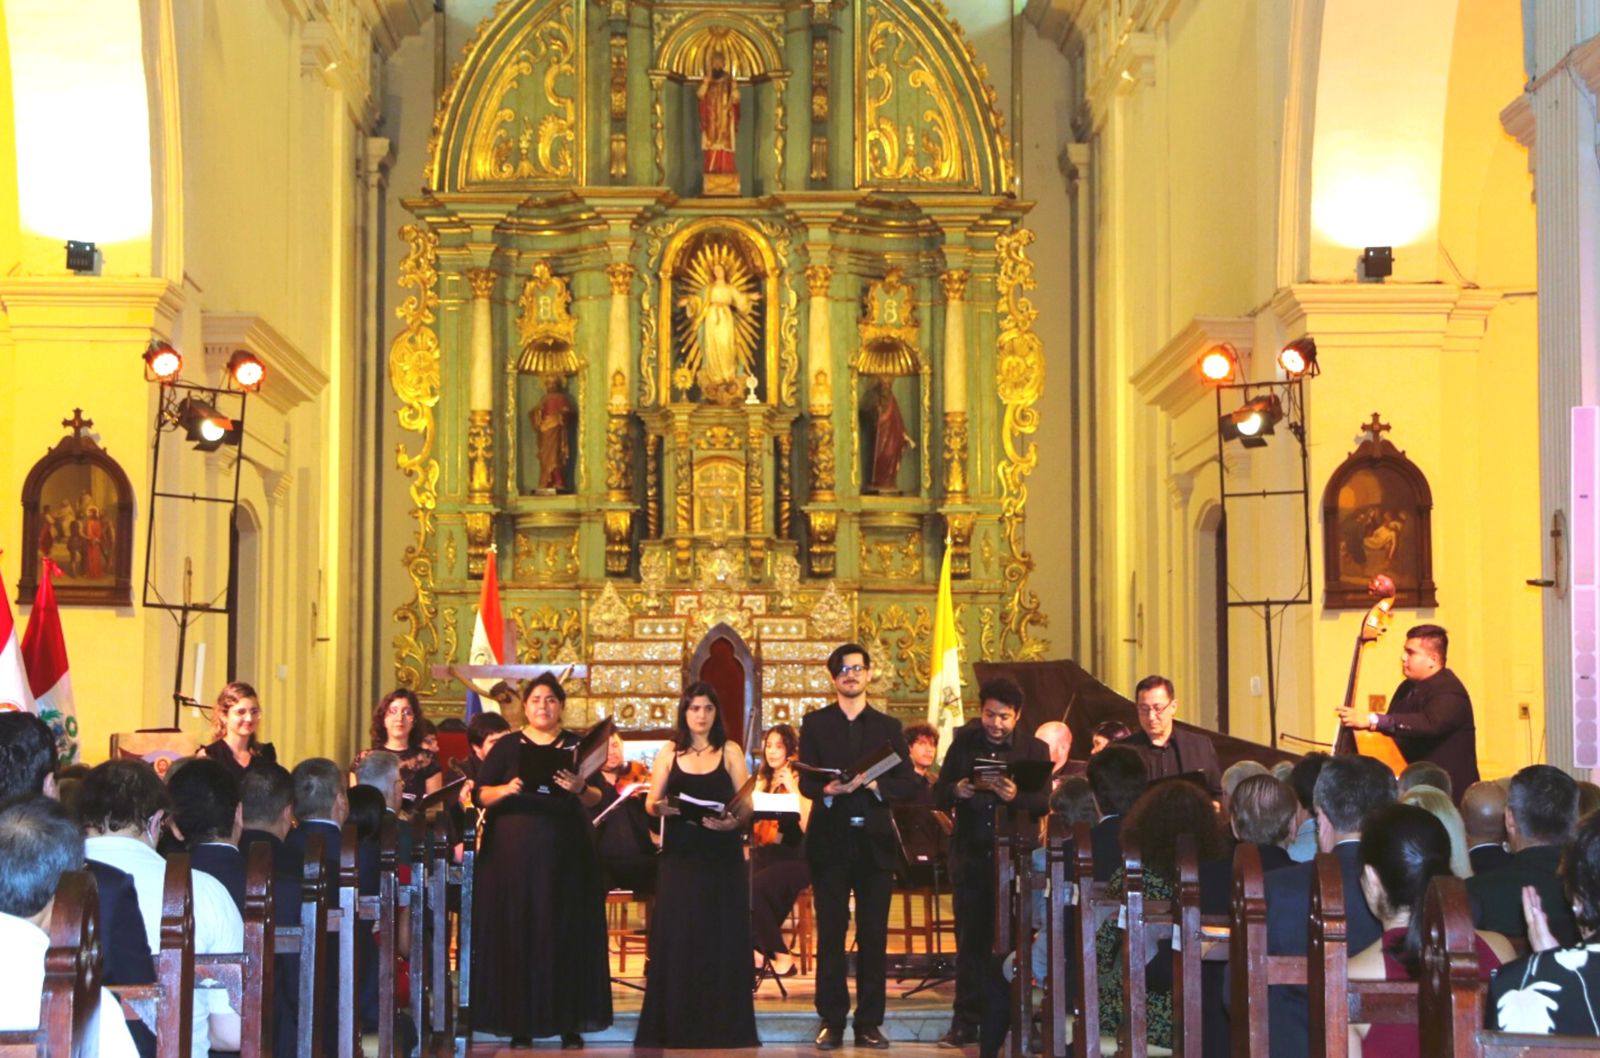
1332;574;1408;775
752;767;796;847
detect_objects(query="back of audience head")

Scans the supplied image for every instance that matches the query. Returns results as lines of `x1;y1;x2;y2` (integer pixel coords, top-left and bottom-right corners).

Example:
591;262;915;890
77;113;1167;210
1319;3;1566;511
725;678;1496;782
1398;759;1453;801
1358;802;1454;976
1049;776;1098;828
1230;774;1298;847
1271;760;1294;784
0;712;58;801
347;785;386;841
1400;785;1472;878
1221;760;1269;808
1577;780;1600;822
1289;752;1330;813
1087;745;1147;819
292;758;349;824
0;796;83;923
77;760;168;841
167;757;242;847
467;712;511;759
1507;764;1579;850
1090;720;1132;755
1460;780;1508;846
241;762;295;838
1566;811;1600;943
1123;779;1226;876
1313;755;1398;846
1034;721;1072;768
354;749;402;811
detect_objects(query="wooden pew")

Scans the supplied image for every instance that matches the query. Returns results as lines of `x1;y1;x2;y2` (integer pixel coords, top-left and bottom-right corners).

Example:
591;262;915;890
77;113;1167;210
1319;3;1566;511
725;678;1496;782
427;820;451;1040
1042;816;1072;1058
400;815;427;1044
109;855;195;1058
192;842;276;1058
332;823;362;1058
1307;852;1415;1058
1229;842;1300;1053
449;813;476;1047
277;832;331;1058
355;816;399;1058
0;869;101;1058
1165;838;1203;1058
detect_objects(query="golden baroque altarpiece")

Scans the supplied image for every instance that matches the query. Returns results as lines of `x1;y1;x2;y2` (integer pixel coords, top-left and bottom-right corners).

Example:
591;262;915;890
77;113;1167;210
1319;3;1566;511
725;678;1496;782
389;0;1048;727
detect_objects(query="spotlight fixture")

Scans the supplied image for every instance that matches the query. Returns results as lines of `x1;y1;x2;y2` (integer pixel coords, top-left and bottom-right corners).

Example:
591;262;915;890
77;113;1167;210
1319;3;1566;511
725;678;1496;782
1277;336;1320;379
226;350;265;392
65;240;96;274
143;340;183;383
1198;343;1240;384
1361;246;1393;281
1220;394;1283;448
176;397;238;452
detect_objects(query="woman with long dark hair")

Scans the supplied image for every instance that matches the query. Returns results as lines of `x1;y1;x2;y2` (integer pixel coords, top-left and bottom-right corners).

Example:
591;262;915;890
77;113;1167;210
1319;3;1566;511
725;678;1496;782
1349;803;1514;1056
200;681;276;780
350;689;442;802
470;673;611;1049
750;723;812;978
634;682;758;1048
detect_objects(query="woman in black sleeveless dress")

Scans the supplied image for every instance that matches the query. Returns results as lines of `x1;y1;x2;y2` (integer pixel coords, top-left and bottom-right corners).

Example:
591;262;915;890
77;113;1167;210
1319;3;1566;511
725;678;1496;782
635;681;759;1048
471;674;612;1048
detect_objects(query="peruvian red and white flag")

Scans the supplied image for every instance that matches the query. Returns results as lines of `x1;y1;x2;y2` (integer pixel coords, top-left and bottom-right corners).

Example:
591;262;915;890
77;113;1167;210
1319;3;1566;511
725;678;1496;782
0;561;38;717
465;546;506;717
21;559;78;764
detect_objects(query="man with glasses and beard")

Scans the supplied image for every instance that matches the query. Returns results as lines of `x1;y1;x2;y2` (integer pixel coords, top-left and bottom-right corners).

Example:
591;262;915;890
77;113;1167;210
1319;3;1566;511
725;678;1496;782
1122;675;1222;799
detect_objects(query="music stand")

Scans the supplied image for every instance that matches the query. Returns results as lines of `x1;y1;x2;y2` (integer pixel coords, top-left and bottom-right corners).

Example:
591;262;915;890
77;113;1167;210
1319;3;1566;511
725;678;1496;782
892;804;956;996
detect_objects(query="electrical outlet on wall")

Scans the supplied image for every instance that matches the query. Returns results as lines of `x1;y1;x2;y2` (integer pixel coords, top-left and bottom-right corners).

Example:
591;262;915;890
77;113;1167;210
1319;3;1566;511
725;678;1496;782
1368;694;1387;713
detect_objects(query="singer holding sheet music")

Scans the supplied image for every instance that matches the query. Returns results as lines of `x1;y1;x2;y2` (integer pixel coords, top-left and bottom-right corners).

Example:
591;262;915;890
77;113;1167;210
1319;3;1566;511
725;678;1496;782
799;644;919;1051
470;673;612;1049
635;682;760;1048
751;723;812;977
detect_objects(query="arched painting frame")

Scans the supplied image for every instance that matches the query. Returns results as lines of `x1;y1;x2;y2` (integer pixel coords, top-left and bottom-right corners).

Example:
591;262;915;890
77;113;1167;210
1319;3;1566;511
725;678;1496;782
17;411;135;607
1321;422;1437;610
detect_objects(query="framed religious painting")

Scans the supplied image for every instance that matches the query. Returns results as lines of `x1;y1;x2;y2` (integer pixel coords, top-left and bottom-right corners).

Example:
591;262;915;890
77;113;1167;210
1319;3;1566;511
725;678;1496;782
16;409;136;607
1321;415;1438;609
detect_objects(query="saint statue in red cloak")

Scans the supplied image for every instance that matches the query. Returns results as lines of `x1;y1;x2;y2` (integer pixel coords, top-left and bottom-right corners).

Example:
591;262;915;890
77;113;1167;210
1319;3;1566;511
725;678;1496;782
697;51;739;180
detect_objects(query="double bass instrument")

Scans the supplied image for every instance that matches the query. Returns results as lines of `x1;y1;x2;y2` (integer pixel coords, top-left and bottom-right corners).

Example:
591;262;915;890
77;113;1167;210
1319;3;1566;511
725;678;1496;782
1332;574;1408;775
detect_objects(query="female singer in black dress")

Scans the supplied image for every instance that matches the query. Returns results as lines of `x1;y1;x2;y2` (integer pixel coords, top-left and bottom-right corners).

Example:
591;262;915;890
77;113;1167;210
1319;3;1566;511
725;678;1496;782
751;723;812;978
471;674;612;1049
199;681;277;780
635;682;759;1048
350;689;443;803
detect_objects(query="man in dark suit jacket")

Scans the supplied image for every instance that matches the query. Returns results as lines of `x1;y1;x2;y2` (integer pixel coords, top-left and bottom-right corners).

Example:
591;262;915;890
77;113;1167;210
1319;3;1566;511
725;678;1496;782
285;758;351;1058
1460;779;1512;875
1336;624;1478;802
1121;675;1222;798
169;758;248;910
1085;745;1148;882
933;682;1051;1046
798;643;919;1050
236;763;307;1058
1261;755;1397;1058
1466;765;1580;945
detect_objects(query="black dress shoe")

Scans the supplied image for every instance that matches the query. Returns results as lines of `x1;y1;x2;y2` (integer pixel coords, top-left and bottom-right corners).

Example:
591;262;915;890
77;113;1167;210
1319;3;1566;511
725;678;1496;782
937;1026;977;1048
855;1026;891;1049
560;1033;584;1049
815;1024;845;1050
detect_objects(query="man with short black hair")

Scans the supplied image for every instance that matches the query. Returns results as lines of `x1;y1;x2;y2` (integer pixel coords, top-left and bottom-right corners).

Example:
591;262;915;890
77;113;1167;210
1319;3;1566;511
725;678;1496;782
902;721;940;805
1336;623;1479;801
169;758;246;909
240;762;298;877
285;757;349;877
1085;745;1147;882
0;795;139;1057
1466;764;1580;944
933;678;1051;1048
1285;752;1328;862
1460;779;1511;875
1121;675;1222;797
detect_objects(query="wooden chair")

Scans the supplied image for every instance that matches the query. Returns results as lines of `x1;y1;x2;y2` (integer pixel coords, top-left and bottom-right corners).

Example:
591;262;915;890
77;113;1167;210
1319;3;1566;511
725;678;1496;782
0;869;101;1058
785;887;815;974
1069;822;1129;1058
399;814;427;1049
355;817;399;1058
997;809;1041;1058
1228;842;1300;1054
276;832;330;1058
1307;852;1417;1058
193;842;276;1058
109;855;195;1058
425;819;453;1041
605;890;652;975
1042;817;1072;1058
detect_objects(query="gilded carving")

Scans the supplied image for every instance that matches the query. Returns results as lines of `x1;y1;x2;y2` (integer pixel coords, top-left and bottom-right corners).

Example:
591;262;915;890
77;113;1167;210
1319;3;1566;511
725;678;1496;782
509;605;583;663
606;261;635;296
772;73;787;191
978;604;999;661
702;424;742;450
389;224;442;691
746;420;766;538
467;406;495;501
810;581;853;640
805;264;832;298
640;218;684;408
856;603;932;691
945;511;974;579
516;261;580;375
773;552;800;612
862;5;961;184
810;36;829;181
605;414;632;495
443;532;457;573
942;410;969;502
645;432;662;537
467;3;578;183
513;529;579;581
590;581;633;640
939;268;969;301
807;508;837;576
464;509;494;577
995;227;1049;658
776;431;793;537
608;32;627;179
854;267;922;377
639;549;669;606
860;530;924;581
753;219;800;407
650;73;666;183
673;421;693;535
603;509;632;575
808;417;836;501
692;457;745;535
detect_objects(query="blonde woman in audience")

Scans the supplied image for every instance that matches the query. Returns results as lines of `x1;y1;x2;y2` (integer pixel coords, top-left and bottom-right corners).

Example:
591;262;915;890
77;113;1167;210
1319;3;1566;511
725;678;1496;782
1400;785;1473;877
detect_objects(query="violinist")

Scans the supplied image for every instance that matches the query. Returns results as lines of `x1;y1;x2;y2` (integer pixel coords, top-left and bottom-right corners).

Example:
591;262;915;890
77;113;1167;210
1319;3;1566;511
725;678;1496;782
751;723;812;977
589;732;659;896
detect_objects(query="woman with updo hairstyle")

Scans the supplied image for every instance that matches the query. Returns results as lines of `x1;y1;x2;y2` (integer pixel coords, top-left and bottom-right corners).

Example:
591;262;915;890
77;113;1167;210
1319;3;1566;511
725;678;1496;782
200;681;277;780
350;689;442;802
470;672;612;1048
1349;803;1514;1056
749;722;812;978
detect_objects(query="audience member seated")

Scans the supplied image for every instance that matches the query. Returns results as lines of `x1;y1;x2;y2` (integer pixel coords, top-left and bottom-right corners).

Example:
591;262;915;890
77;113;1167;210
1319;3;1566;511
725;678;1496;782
169;757;247;909
80;760;245;1058
1034;721;1082;783
1349;803;1514;1057
904;721;940;803
347;784;421;1058
1030;776;1099;985
1467;764;1579;946
350;690;442;805
1095;779;1227;1052
1200;774;1296;915
1221;761;1269;813
236;762;303;1058
750;723;812;978
1271;761;1294;784
1397;759;1453;802
1262;754;1397;1058
1578;780;1600;823
1461;779;1512;876
1400;785;1472;878
287;758;349;877
1285;752;1329;863
1491;810;1600;1036
1086;746;1147;882
355;749;413;861
199;681;277;781
1089;720;1132;756
0;795;139;1057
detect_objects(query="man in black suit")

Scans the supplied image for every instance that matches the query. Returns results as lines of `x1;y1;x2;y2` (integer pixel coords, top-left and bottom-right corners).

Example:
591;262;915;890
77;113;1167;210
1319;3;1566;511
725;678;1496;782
238;763;306;1058
1336;624;1479;802
1121;675;1222;798
285;758;350;1058
1461;779;1512;876
169;758;246;909
1466;765;1579;945
1260;755;1396;1058
798;643;919;1050
1084;745;1147;882
933;679;1051;1048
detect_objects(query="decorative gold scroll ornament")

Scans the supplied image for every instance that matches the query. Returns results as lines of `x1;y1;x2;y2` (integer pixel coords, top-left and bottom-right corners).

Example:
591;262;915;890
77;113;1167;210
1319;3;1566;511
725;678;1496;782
854;266;922;376
862;2;961;184
516;261;580;375
468;3;578;183
994;226;1048;659
389;224;443;691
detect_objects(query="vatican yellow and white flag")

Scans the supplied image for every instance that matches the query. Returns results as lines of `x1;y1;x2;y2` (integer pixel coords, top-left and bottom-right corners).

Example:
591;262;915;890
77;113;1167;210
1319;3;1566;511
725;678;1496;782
927;539;964;762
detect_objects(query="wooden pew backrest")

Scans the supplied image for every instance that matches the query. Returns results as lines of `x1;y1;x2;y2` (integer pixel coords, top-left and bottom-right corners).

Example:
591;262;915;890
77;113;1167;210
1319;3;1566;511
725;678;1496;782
0;869;101;1058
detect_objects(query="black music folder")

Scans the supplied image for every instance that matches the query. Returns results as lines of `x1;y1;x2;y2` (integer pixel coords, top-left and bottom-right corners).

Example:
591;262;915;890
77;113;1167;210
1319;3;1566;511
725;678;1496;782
518;741;575;796
573;717;616;781
793;741;904;787
971;756;1053;795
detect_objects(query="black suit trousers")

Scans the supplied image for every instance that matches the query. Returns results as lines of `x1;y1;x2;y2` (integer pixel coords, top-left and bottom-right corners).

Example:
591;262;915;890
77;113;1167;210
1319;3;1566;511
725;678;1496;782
811;841;895;1030
951;851;996;1029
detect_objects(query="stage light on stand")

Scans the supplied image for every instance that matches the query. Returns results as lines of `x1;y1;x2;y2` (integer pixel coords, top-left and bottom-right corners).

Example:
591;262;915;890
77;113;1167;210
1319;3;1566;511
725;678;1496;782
176;397;237;452
1198;343;1240;384
226;350;265;392
1277;337;1319;379
143;340;182;383
1220;394;1283;449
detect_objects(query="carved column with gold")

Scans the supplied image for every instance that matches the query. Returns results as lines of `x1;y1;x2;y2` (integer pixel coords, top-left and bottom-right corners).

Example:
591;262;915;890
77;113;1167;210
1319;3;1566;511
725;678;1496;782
804;263;838;575
465;267;498;577
941;268;972;577
603;263;635;574
671;407;693;573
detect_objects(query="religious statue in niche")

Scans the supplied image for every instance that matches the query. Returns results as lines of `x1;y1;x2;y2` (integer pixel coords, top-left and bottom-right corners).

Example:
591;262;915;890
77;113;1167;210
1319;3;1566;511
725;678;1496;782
1321;413;1438;609
866;377;914;493
854;268;923;494
530;375;577;493
673;237;764;405
696;39;740;196
17;408;135;607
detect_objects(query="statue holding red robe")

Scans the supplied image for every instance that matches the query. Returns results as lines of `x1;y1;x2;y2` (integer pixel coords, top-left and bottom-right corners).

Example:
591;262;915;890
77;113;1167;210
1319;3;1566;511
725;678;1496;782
696;55;739;181
868;376;914;492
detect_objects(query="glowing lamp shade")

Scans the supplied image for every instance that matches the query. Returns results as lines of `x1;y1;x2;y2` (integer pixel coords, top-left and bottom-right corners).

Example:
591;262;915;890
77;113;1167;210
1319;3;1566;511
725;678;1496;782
227;350;265;391
1277;337;1319;380
1199;345;1239;384
176;398;235;451
143;340;181;382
